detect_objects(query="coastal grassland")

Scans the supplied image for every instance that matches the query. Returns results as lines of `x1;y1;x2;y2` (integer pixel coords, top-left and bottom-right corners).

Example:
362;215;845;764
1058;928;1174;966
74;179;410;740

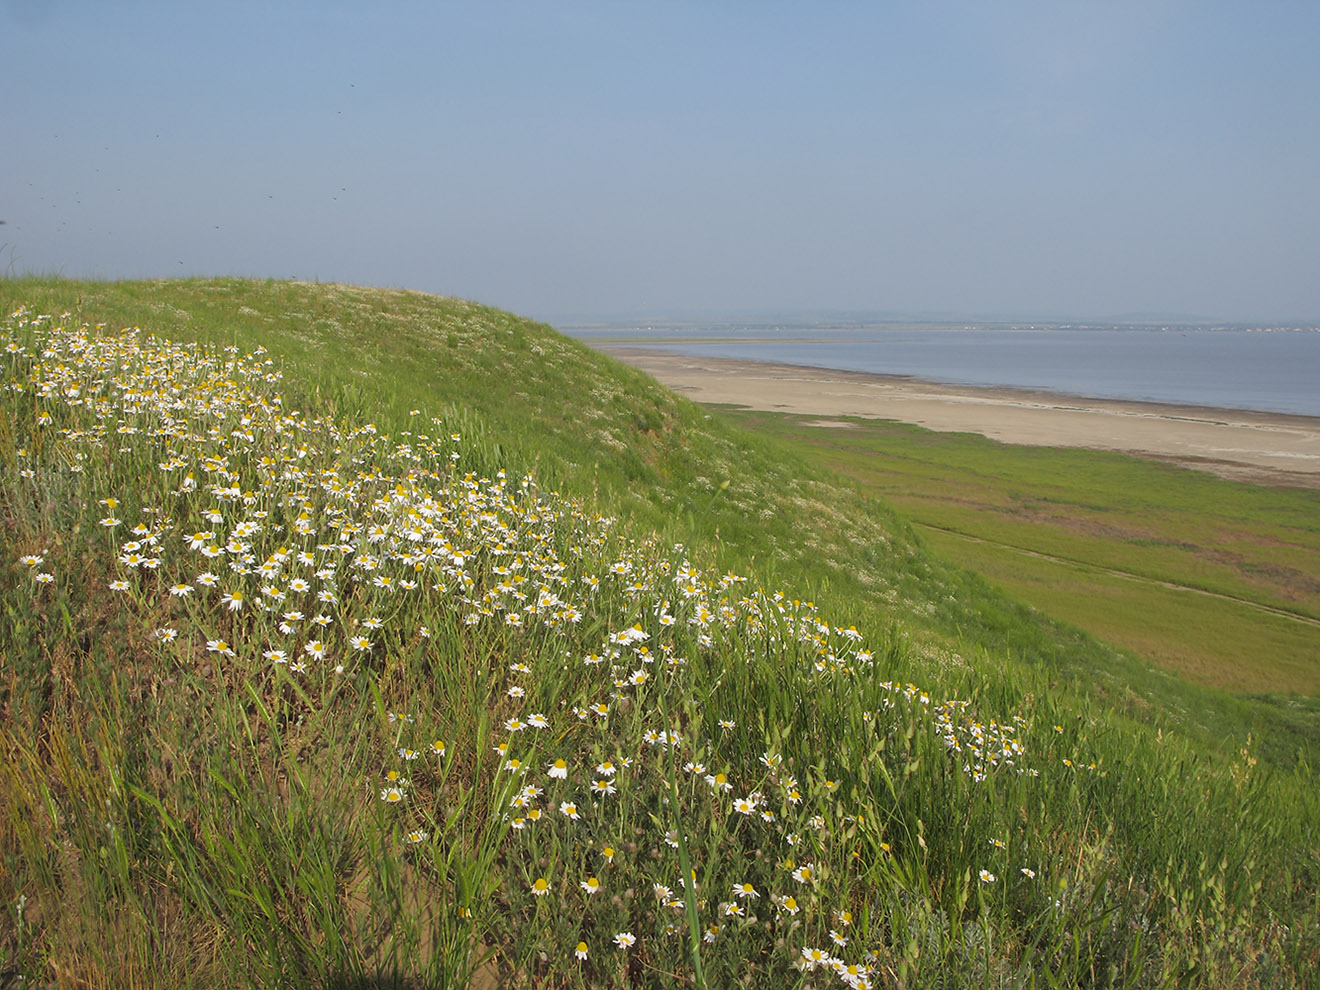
0;277;1317;988
713;409;1320;750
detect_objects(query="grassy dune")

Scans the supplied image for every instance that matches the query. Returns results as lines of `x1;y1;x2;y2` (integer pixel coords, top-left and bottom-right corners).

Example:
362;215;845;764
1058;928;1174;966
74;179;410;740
1;278;1317;988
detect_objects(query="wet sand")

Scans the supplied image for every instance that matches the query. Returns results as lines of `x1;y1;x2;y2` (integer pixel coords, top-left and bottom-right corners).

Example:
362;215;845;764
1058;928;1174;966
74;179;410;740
601;348;1320;489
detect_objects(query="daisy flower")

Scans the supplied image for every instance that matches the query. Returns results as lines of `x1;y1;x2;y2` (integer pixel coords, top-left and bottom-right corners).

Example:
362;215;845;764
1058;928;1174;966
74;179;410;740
802;947;832;970
613;932;636;949
732;795;759;816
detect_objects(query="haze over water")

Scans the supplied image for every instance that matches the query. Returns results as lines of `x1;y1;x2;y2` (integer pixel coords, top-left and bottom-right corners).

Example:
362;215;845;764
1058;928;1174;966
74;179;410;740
567;324;1320;418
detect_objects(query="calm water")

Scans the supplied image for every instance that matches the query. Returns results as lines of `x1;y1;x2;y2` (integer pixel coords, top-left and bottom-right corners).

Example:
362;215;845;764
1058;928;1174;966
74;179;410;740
572;326;1320;417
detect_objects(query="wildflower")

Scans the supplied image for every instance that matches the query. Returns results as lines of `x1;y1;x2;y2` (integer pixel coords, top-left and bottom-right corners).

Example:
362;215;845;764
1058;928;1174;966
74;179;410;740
1021;868;1037;879
601;845;616;863
559;801;581;820
613;932;636;949
792;863;815;884
528;713;548;728
531;877;550;897
705;772;732;792
380;786;406;804
590;779;616;796
109;579;130;592
732;795;759;815
779;895;800;915
398;748;420;761
206;638;235;656
979;870;997;883
802;947;832;970
405;829;429;844
829;929;848;948
349;636;373;652
35;572;55;585
264;649;288;664
221;590;244;611
430;739;446;757
733;882;759;899
580;876;601;895
595;760;617;776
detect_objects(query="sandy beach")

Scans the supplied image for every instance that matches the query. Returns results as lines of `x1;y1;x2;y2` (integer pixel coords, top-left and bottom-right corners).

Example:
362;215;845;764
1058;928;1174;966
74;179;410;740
601;348;1320;489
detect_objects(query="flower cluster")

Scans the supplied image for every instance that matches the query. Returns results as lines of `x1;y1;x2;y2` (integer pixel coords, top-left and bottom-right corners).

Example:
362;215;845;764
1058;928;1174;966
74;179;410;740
4;307;1045;985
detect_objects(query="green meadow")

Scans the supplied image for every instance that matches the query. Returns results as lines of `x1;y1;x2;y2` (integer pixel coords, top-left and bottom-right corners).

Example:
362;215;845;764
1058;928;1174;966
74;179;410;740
714;410;1320;744
1;277;1317;988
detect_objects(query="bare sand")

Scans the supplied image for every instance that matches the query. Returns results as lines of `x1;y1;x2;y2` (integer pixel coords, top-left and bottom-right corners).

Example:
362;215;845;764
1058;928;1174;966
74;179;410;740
601;348;1320;489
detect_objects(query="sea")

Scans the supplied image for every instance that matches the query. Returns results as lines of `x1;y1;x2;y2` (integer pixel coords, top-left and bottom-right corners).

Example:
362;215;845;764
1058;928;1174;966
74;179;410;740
563;322;1320;418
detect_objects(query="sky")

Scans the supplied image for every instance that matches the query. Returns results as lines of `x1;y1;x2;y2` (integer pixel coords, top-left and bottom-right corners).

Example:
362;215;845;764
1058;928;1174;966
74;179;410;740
4;0;1319;324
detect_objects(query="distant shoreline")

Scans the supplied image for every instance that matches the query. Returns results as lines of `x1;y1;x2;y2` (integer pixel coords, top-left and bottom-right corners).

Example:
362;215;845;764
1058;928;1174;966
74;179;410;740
598;347;1320;489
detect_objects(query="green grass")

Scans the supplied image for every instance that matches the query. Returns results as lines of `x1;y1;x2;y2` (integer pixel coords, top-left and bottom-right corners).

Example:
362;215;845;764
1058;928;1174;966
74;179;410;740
710;408;1320;743
1;277;1317;988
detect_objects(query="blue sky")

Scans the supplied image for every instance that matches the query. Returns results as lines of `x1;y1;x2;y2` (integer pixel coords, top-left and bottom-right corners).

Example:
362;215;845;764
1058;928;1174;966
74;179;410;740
4;0;1318;323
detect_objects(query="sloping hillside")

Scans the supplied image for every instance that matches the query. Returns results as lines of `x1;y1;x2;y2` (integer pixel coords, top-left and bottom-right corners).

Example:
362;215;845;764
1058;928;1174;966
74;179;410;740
1;278;1315;988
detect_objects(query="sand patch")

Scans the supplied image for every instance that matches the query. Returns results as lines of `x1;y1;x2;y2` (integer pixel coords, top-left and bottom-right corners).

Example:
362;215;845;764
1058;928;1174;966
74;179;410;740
599;348;1320;489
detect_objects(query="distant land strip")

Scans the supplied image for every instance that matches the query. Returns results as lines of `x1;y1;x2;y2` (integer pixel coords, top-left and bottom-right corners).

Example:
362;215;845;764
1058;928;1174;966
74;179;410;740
600;348;1320;489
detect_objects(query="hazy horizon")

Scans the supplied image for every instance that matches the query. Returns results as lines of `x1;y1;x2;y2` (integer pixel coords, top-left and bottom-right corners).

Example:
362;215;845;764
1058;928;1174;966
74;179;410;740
5;1;1319;326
